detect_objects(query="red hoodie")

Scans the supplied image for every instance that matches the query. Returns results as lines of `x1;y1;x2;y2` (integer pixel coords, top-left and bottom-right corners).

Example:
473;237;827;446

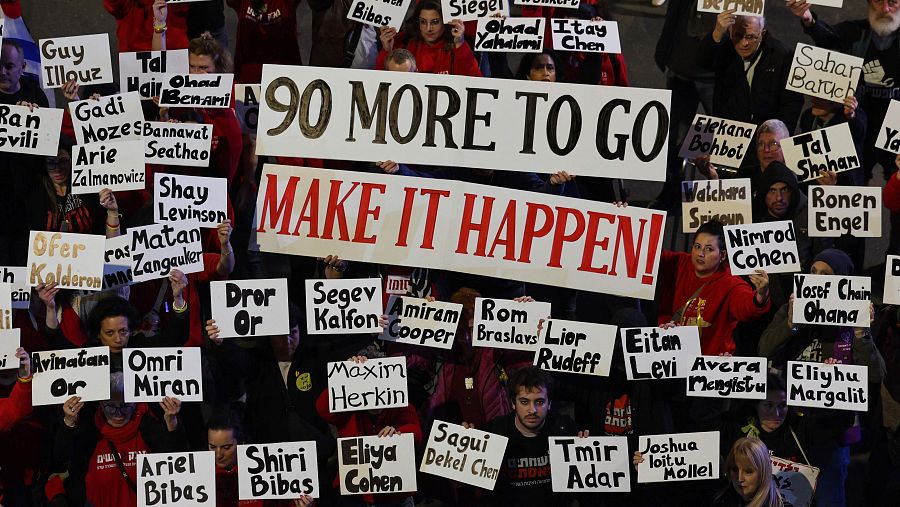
85;404;152;507
104;0;190;51
0;380;31;432
376;37;482;76
885;171;900;213
656;251;770;355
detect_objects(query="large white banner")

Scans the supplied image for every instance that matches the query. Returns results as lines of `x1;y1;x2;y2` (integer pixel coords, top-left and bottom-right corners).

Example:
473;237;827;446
39;34;113;89
781;122;860;182
877;99;900;154
69;92;144;144
0;104;63;156
256;65;671;181
255;164;667;299
786;44;863;104
808;185;880;237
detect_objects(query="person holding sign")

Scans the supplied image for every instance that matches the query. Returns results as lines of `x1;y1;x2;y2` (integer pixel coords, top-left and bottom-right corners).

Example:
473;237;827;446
714;438;784;506
0;347;32;431
51;372;186;507
375;0;482;76
105;0;190;52
657;220;771;356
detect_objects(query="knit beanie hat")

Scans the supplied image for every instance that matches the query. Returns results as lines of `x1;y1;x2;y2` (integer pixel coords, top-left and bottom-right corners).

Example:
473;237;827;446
812;248;854;276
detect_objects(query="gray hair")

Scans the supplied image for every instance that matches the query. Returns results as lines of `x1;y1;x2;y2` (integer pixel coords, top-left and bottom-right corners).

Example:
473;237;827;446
757;119;789;140
736;15;765;30
385;49;417;72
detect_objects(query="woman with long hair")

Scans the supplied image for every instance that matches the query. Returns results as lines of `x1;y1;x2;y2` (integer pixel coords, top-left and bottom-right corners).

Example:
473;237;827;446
716;437;783;507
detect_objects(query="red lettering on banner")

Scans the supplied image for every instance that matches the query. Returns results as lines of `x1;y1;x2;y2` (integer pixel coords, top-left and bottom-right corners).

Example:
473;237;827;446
549;207;586;268
322;180;359;241
579;211;615;274
488;200;517;261
519;203;554;263
257;174;300;234
293;178;321;237
456;193;494;257
420;188;450;250
353;182;386;244
395;187;418;247
642;213;664;285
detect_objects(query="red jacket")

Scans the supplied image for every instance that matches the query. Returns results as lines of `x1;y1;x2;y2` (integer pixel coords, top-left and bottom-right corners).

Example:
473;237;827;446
376;37;482;76
0;380;31;432
885;172;900;213
104;0;190;51
656;251;770;355
229;0;303;83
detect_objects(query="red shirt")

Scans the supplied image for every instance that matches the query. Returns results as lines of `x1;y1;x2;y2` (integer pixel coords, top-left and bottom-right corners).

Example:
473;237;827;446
85;428;148;507
376;38;482;76
885;173;900;213
231;0;303;83
104;0;189;51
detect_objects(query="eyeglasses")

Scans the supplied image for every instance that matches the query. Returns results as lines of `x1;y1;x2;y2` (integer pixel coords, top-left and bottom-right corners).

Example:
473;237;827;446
101;402;135;417
46;158;71;171
732;33;761;43
418;18;442;28
759;141;781;152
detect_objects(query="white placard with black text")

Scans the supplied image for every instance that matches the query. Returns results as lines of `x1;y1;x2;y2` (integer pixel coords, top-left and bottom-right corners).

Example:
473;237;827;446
69;92;144;144
682;179;752;234
686;355;767;399
137;451;215;507
306;278;383;334
129;222;204;283
724;221;801;275
238;442;319;499
473;297;550;351
71;140;146;194
326;356;408;413
159;73;234;109
808;185;880;237
421;421;508;490
143;121;213;167
786;43;863;104
551;19;621;53
787;361;867;411
39;34;113;89
792;274;870;328
119;50;190;99
380;295;461;349
27;231;106;291
549;436;631;492
475;18;545;53
535;319;616;376
210;279;290;339
621;326;701;380
31;346;111;406
124;347;203;402
636;431;719;483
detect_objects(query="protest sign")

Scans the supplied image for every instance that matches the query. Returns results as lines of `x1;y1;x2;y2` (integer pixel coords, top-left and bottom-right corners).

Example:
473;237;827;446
786;44;863;104
31;346;111;406
306;278;383;334
549;436;631;492
154;173;228;227
238;442;319;499
636;431;719;483
129;222;203;283
256;65;670;181
348;0;411;29
385;275;410;295
0;283;8;330
421;421;508;489
771;455;819;507
808;185;880;237
69;92;144;144
534;319;616;376
686;355;767;399
39;34;113;88
211;279;290;338
621;326;701;380
235;84;260;134
27;231;105;291
681;179;752;234
723;221;801;275
442;0;508;22
551;19;621;53
0;328;19;370
0;104;63;156
326;356;408;412
338;433;417;495
805;0;841;6
787;361;867;411
98;234;132;291
696;0;763;15
138;451;215;507
256;165;667;299
123;347;202;402
515;0;577;6
679;115;756;168
884;256;900;305
475;18;545;53
380;295;461;349
473;297;550;351
781;123;860;182
877;99;900;154
71;140;146;194
120;50;190;99
0;266;30;309
159;73;234;108
792;274;870;328
143;121;212;167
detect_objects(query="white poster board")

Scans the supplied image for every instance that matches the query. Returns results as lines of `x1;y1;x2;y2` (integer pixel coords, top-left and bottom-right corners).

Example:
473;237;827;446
338;433;417;494
781;122;860;182
534;319;616;376
129;222;204;283
326;356;408;412
123;347;203;402
305;278;383;334
787;361;867;411
159;73;234;109
210;279;290;338
473;297;550;351
549;436;631;492
771;455;819;507
347;0;412;29
69;92;144;144
808;185;880;237
636;431;719;483
723;221;801;275
696;0;764;16
421;421;508;489
679;115;756;168
27;231;106;291
119;50;190;99
0;328;19;370
154;173;228;227
380;295;461;349
686;355;767;399
475;18;545;53
237;442;319;499
31;346;111;406
551;19;621;54
0;104;63;156
71;140;146;194
235;84;260;134
621;326;701;380
877;99;900;154
884;255;900;305
98;234;133;292
786;44;863;104
792;274;870;328
441;0;508;22
143;121;212;167
515;0;577;6
682;179;752;234
137;451;216;507
0;266;30;309
39;34;113;89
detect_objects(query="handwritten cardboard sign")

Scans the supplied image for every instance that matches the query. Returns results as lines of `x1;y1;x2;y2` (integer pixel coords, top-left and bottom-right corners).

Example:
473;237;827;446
551;19;621;54
0;328;18;371
0;266;30;309
347;0;412;29
380;295;461;349
123;347;203;402
129;222;204;283
621;326;701;380
534;319;616;376
338;433;417;495
787;361;867;411
326;357;408;413
0;104;63;156
0;283;9;332
681;179;752;234
549;436;631;492
473;297;550;351
781;122;860;182
877;100;900;154
31;346;111;406
159;73;234;109
235;84;260;134
71;140;146;194
475;18;545;53
636;431;719;483
138;451;216;507
421;421;508;489
119;50;190;99
27;231;106;291
210;279;290;338
808;186;880;238
143;121;212;167
771;455;819;507
792;274;870;328
154;173;228;227
69;92;144;144
306;278;383;334
441;0;508;22
884;256;900;305
724;221;801;275
686;355;767;399
786;44;863;104
237;442;319;499
679;115;756;168
697;0;763;16
39;34;113;88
